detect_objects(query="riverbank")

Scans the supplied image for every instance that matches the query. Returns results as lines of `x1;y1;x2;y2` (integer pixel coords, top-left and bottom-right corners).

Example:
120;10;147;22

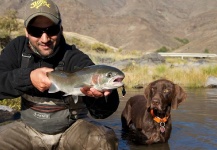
87;51;217;89
123;61;217;88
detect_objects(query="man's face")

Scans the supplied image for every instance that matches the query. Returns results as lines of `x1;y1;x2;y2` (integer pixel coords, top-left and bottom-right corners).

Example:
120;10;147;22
25;16;62;57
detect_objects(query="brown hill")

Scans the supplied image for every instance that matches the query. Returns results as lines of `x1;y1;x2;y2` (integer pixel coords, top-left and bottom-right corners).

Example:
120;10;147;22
1;0;217;53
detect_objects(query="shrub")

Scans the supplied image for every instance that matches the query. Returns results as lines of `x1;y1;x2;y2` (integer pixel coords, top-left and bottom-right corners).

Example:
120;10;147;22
0;97;21;111
0;9;19;49
156;46;170;52
175;37;189;44
204;49;209;53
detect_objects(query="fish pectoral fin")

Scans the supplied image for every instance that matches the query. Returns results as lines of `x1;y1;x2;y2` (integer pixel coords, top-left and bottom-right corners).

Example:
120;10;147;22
62;88;85;97
48;83;60;93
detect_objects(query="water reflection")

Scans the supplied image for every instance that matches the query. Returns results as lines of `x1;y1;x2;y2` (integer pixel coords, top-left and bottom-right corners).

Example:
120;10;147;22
97;88;217;150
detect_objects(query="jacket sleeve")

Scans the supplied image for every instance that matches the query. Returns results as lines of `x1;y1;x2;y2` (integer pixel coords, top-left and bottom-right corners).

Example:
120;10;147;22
83;89;120;119
0;37;33;100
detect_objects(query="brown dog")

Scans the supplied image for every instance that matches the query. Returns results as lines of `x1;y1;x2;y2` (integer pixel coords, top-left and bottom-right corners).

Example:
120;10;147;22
121;79;186;144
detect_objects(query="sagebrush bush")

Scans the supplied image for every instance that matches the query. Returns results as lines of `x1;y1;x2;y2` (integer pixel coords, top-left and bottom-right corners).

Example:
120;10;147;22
0;9;19;50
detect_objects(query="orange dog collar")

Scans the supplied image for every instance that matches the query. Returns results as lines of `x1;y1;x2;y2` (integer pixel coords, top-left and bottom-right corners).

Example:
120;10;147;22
150;109;169;123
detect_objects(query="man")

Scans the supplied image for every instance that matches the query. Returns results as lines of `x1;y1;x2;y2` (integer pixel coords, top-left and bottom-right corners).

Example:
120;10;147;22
0;0;119;149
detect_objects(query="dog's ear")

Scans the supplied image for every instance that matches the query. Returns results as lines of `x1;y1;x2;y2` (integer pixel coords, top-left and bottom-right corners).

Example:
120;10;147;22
144;84;152;108
121;100;132;126
171;84;187;109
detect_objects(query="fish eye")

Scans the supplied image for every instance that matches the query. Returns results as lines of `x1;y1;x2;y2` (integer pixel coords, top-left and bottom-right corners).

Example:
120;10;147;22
106;72;113;78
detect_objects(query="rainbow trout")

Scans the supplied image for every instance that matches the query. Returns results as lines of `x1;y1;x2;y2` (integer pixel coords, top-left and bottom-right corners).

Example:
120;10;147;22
47;65;125;103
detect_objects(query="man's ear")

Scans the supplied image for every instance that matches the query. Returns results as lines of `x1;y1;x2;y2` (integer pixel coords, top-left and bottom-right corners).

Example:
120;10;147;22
24;28;29;38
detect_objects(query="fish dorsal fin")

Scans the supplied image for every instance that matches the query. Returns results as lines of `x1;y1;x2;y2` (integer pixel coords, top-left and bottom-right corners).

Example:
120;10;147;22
48;83;60;93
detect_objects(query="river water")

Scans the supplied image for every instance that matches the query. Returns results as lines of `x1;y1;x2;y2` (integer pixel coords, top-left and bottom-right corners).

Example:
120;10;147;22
0;88;216;149
96;88;217;150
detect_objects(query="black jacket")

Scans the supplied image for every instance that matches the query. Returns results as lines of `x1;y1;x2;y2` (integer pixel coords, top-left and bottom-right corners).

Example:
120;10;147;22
0;36;119;119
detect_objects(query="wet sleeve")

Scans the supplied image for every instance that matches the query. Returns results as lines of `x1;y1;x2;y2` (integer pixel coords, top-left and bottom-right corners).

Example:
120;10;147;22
83;89;120;119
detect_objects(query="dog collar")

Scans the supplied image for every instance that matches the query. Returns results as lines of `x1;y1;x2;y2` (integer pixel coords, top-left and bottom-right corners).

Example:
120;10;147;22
150;109;170;133
150;109;169;123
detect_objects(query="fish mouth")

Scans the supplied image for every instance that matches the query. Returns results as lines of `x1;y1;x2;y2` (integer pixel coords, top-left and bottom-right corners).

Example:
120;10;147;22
103;77;124;90
103;75;125;90
108;75;125;87
114;77;124;82
113;75;124;82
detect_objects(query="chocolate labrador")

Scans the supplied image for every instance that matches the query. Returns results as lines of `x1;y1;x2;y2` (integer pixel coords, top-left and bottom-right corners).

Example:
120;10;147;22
121;79;186;144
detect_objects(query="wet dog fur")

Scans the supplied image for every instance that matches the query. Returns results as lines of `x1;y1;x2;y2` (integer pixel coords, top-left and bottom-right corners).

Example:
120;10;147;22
121;79;186;144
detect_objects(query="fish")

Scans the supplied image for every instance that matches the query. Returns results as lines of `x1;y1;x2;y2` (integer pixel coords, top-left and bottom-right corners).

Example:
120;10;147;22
47;65;125;103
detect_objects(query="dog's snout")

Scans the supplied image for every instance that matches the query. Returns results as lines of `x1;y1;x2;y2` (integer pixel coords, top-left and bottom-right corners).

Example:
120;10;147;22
152;99;160;106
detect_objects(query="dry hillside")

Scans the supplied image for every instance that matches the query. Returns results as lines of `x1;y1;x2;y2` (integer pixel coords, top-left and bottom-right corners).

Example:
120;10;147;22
0;0;217;53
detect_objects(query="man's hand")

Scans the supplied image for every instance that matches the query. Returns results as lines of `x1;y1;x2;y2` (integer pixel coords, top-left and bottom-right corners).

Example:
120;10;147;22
30;67;53;92
80;87;111;98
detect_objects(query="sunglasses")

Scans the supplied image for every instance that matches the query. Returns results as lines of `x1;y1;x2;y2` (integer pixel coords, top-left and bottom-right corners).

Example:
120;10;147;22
27;25;60;38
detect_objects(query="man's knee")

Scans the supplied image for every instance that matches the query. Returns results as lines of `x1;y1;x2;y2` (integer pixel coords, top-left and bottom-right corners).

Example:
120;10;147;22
59;119;118;150
87;122;118;149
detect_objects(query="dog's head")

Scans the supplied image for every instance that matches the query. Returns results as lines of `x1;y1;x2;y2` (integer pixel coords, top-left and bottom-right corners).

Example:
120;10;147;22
144;79;186;116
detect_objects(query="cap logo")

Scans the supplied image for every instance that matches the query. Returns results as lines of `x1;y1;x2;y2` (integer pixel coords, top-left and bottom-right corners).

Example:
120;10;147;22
30;0;50;9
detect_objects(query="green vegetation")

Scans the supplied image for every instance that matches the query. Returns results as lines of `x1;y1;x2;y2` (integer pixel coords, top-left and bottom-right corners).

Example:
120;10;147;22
175;37;189;45
0;9;20;50
202;65;217;75
0;97;21;111
156;46;170;52
204;49;209;53
123;63;217;89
